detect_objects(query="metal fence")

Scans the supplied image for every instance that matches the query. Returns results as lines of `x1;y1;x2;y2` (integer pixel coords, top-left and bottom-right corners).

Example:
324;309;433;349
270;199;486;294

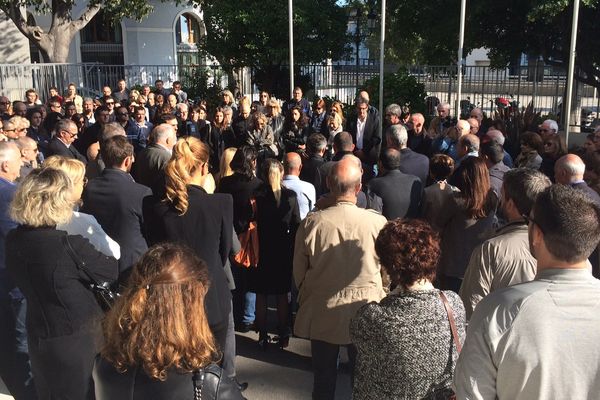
1;62;598;129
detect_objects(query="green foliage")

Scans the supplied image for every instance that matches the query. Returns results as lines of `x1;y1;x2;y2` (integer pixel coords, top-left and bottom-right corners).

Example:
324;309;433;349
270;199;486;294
361;69;427;113
200;0;351;67
180;66;226;110
383;0;600;88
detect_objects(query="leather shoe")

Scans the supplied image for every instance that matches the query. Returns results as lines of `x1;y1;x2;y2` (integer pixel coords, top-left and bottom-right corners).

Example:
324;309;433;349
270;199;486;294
234;379;248;392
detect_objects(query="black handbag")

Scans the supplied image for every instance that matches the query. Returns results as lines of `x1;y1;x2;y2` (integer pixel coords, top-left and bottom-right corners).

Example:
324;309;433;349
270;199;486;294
62;235;119;311
192;364;245;400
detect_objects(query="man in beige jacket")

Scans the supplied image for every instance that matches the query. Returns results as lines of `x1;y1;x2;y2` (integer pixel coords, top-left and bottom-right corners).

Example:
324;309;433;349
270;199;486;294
293;156;386;400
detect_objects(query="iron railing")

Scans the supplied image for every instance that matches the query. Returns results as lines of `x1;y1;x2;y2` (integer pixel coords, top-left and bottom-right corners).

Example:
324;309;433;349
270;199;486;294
1;62;598;129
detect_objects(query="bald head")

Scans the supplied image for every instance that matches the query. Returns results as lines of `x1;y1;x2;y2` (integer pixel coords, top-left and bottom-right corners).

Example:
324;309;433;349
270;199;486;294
284;152;302;176
555;154;585;184
456;120;471;137
486;129;505;146
328;156;362;199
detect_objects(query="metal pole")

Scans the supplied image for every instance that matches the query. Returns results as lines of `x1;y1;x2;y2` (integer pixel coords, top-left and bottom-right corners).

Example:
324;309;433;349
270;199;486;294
564;0;580;146
288;0;294;97
456;0;467;118
378;0;386;140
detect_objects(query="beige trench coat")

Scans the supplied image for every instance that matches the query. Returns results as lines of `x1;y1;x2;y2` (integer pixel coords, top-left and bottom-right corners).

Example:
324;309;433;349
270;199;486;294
293;201;387;345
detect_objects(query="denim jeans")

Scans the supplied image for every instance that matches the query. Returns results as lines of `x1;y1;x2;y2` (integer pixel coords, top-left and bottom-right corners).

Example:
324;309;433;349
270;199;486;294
231;264;255;325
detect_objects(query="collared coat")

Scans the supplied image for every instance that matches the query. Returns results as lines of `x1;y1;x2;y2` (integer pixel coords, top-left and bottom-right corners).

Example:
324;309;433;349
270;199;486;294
293;202;387;345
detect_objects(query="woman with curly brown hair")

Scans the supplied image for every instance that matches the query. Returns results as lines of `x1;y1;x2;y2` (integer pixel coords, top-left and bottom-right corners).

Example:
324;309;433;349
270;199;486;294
350;219;466;400
143;136;240;384
94;243;244;399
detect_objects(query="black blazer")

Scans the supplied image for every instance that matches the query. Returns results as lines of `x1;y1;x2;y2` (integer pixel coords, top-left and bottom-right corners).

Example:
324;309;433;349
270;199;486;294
6;227;118;399
6;227;118;338
94;358;244;400
216;173;263;234
399;148;429;184
145;185;233;328
47;136;87;163
81;168;152;274
347;112;381;165
367;169;423;220
131;144;171;195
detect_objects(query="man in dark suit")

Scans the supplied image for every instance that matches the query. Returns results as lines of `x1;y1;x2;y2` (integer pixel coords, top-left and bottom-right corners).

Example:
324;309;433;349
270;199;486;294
555;154;600;204
385;123;429;184
74;105;110;156
47;119;87;163
347;96;381;181
368;148;423;220
300;133;327;186
81;136;152;274
132;124;176;196
314;132;355;197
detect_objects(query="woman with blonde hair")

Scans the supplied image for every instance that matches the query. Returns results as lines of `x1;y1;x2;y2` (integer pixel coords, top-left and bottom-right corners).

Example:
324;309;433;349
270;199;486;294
144;136;240;383
44;155;121;259
218;147;237;183
94;243;244;399
6;168;118;399
251;158;300;350
267;99;285;151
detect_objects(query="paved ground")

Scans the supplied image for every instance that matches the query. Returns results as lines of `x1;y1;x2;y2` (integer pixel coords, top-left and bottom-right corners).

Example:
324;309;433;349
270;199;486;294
0;330;352;400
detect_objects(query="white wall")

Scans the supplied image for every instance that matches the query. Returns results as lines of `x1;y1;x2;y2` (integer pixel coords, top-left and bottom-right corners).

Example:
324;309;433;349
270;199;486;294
1;1;204;66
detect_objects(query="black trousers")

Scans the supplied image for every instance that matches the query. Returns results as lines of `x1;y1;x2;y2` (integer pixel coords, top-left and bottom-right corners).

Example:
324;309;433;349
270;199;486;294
310;339;357;400
0;296;37;400
211;306;236;378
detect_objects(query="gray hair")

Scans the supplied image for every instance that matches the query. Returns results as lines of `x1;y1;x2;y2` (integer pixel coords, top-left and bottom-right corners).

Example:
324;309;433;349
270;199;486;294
385;103;402;117
54;119;76;137
558;156;586;177
101;122;126;142
438;102;451;111
486;129;505;146
150;123;176;144
386;124;408;147
0;141;19;162
544;119;559;133
503;168;551;216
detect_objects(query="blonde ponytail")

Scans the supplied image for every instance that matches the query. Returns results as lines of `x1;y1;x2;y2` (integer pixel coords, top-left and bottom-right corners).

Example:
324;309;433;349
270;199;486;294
165;137;209;215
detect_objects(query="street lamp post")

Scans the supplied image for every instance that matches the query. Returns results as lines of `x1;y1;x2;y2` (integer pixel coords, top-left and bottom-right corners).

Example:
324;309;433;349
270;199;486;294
355;8;362;89
288;0;294;97
564;0;580;147
378;0;386;140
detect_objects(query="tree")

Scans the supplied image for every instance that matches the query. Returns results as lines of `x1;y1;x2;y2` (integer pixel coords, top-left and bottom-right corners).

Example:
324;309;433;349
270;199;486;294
383;0;600;89
0;0;165;62
200;0;351;96
468;0;600;89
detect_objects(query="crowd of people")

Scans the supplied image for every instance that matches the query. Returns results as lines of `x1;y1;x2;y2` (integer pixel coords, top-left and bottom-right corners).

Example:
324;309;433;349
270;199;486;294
1;78;600;400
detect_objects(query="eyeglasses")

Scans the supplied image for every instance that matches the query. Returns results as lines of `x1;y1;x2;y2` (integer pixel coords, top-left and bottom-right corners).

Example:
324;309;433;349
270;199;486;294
539;128;549;133
543;142;554;147
0;102;9;105
118;112;129;116
105;102;115;105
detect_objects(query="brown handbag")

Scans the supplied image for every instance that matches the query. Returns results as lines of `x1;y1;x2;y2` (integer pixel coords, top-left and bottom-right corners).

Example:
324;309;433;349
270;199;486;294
234;198;259;268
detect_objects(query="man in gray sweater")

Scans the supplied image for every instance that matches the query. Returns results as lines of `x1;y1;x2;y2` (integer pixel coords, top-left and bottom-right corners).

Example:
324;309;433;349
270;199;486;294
455;184;600;400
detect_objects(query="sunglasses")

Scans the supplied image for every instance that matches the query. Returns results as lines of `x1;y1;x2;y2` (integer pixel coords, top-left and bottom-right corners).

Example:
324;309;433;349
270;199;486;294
0;102;9;105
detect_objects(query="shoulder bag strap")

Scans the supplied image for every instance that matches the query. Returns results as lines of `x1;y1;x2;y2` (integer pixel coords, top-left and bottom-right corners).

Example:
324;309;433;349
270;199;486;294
192;370;205;400
61;234;101;287
439;291;462;354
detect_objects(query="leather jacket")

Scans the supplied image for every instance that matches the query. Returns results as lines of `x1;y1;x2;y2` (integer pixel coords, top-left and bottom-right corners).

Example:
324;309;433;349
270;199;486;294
94;357;245;400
